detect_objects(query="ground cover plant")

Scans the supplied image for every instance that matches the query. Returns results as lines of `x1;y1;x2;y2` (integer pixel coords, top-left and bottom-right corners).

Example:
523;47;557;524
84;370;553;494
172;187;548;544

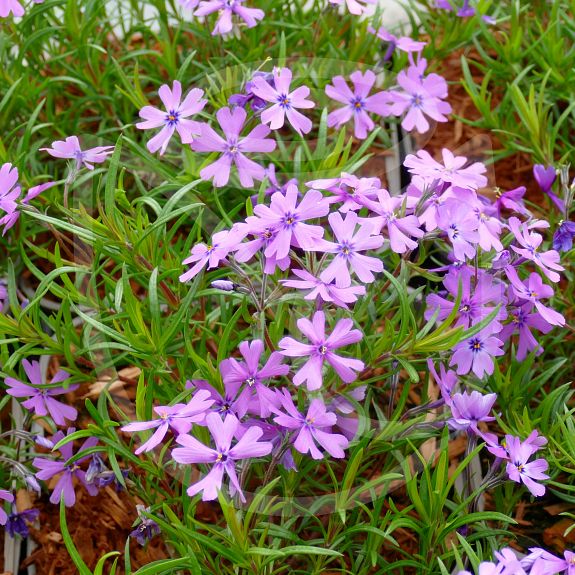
1;0;575;574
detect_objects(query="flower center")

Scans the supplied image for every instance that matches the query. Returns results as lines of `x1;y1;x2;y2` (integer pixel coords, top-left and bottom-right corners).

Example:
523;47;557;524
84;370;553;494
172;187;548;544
317;344;328;355
166;110;179;125
305;417;315;426
351;97;365;111
469;338;483;352
449;224;459;238
459;303;471;314
216;452;228;462
283;212;297;227
412;94;423;107
245;377;255;387
219;402;231;413
278;94;291;108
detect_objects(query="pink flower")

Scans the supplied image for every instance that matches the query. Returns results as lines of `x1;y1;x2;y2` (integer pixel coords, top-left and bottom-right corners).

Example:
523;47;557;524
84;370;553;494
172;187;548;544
192;106;276;188
194;0;264;36
246;183;329;260
273;392;349;459
327;0;376;15
325;71;392;139
306;173;380;213
386;61;452;133
136;81;206;155
0;0;24;17
179;227;245;283
404;148;488;191
40;136;114;170
508;217;564;283
279;311;364;390
5;359;78;426
505;435;549;497
251;67;315;136
0;490;14;525
436;199;479;261
313;211;384;287
368;25;427;54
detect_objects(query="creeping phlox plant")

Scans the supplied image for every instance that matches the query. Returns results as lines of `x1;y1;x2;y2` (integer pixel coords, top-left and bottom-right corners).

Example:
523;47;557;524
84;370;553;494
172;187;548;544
1;0;574;574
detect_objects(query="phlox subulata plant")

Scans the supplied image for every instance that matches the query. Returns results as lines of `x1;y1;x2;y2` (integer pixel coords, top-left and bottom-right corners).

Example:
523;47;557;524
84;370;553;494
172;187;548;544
1;0;575;574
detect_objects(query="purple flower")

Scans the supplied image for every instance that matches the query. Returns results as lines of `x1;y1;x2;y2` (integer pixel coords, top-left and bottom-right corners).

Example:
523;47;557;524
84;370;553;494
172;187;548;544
325;71;391;139
508;217;564;283
0;0;24;17
494;186;529;217
474;203;504;252
404;149;488;191
5;508;40;538
130;505;160;546
436;199;480;260
505;435;549;497
279;310;364;390
246;184;329;259
306;173;380;213
121;390;214;454
313;211;383;287
0;490;14;525
0;163;19;220
172;413;273;502
505;266;565;326
234;223;291;274
40;136;114;170
500;304;552;361
194;0;264;36
0;279;7;312
229;72;274;112
425;266;507;330
251;67;315;136
33;429;99;506
192;106;276;188
179;227;245;283
368;25;426;58
273;392;349;459
450;328;504;378
5;360;78;425
188;377;251;419
327;0;376;15
219;340;289;417
458;548;526;575
365;188;424;253
522;548;575;575
136;81;206;155
448;390;497;442
280;268;366;309
553;220;575;252
533;164;557;194
427;359;458;404
386;61;452;134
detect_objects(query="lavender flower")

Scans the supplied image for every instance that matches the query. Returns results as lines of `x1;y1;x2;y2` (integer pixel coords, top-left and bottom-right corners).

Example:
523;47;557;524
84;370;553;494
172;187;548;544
279;310;364;390
136;81;206;155
368;25;426;59
404;149;488;191
194;0;264;36
448;390;497;442
229;72;274;111
5;508;40;538
192;106;276;188
313;211;384;287
251;67;315;136
0;0;24;17
0;279;8;312
365;188;424;253
522;548;575;574
121;390;214;454
130;505;160;546
386;60;452;134
493;185;529;217
325;71;391;139
306;173;380;213
172;413;273;502
246;184;329;259
427;359;458;404
33;429;99;506
188;378;251;419
533;164;561;209
425;266;506;329
5;360;78;426
179;227;245;283
219;340;289;417
273;392;349;459
0;490;14;525
505;266;565;326
327;0;376;15
450;328;504;378
40;136;114;170
508;217;564;283
500;305;552;361
436;199;480;261
504;435;549;497
457;548;526;575
0;163;20;228
280;268;366;309
234;223;291;274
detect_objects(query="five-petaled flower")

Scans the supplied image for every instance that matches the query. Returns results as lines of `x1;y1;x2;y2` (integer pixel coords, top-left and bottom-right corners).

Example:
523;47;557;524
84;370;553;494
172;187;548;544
136;81;206;155
41;136;114;170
